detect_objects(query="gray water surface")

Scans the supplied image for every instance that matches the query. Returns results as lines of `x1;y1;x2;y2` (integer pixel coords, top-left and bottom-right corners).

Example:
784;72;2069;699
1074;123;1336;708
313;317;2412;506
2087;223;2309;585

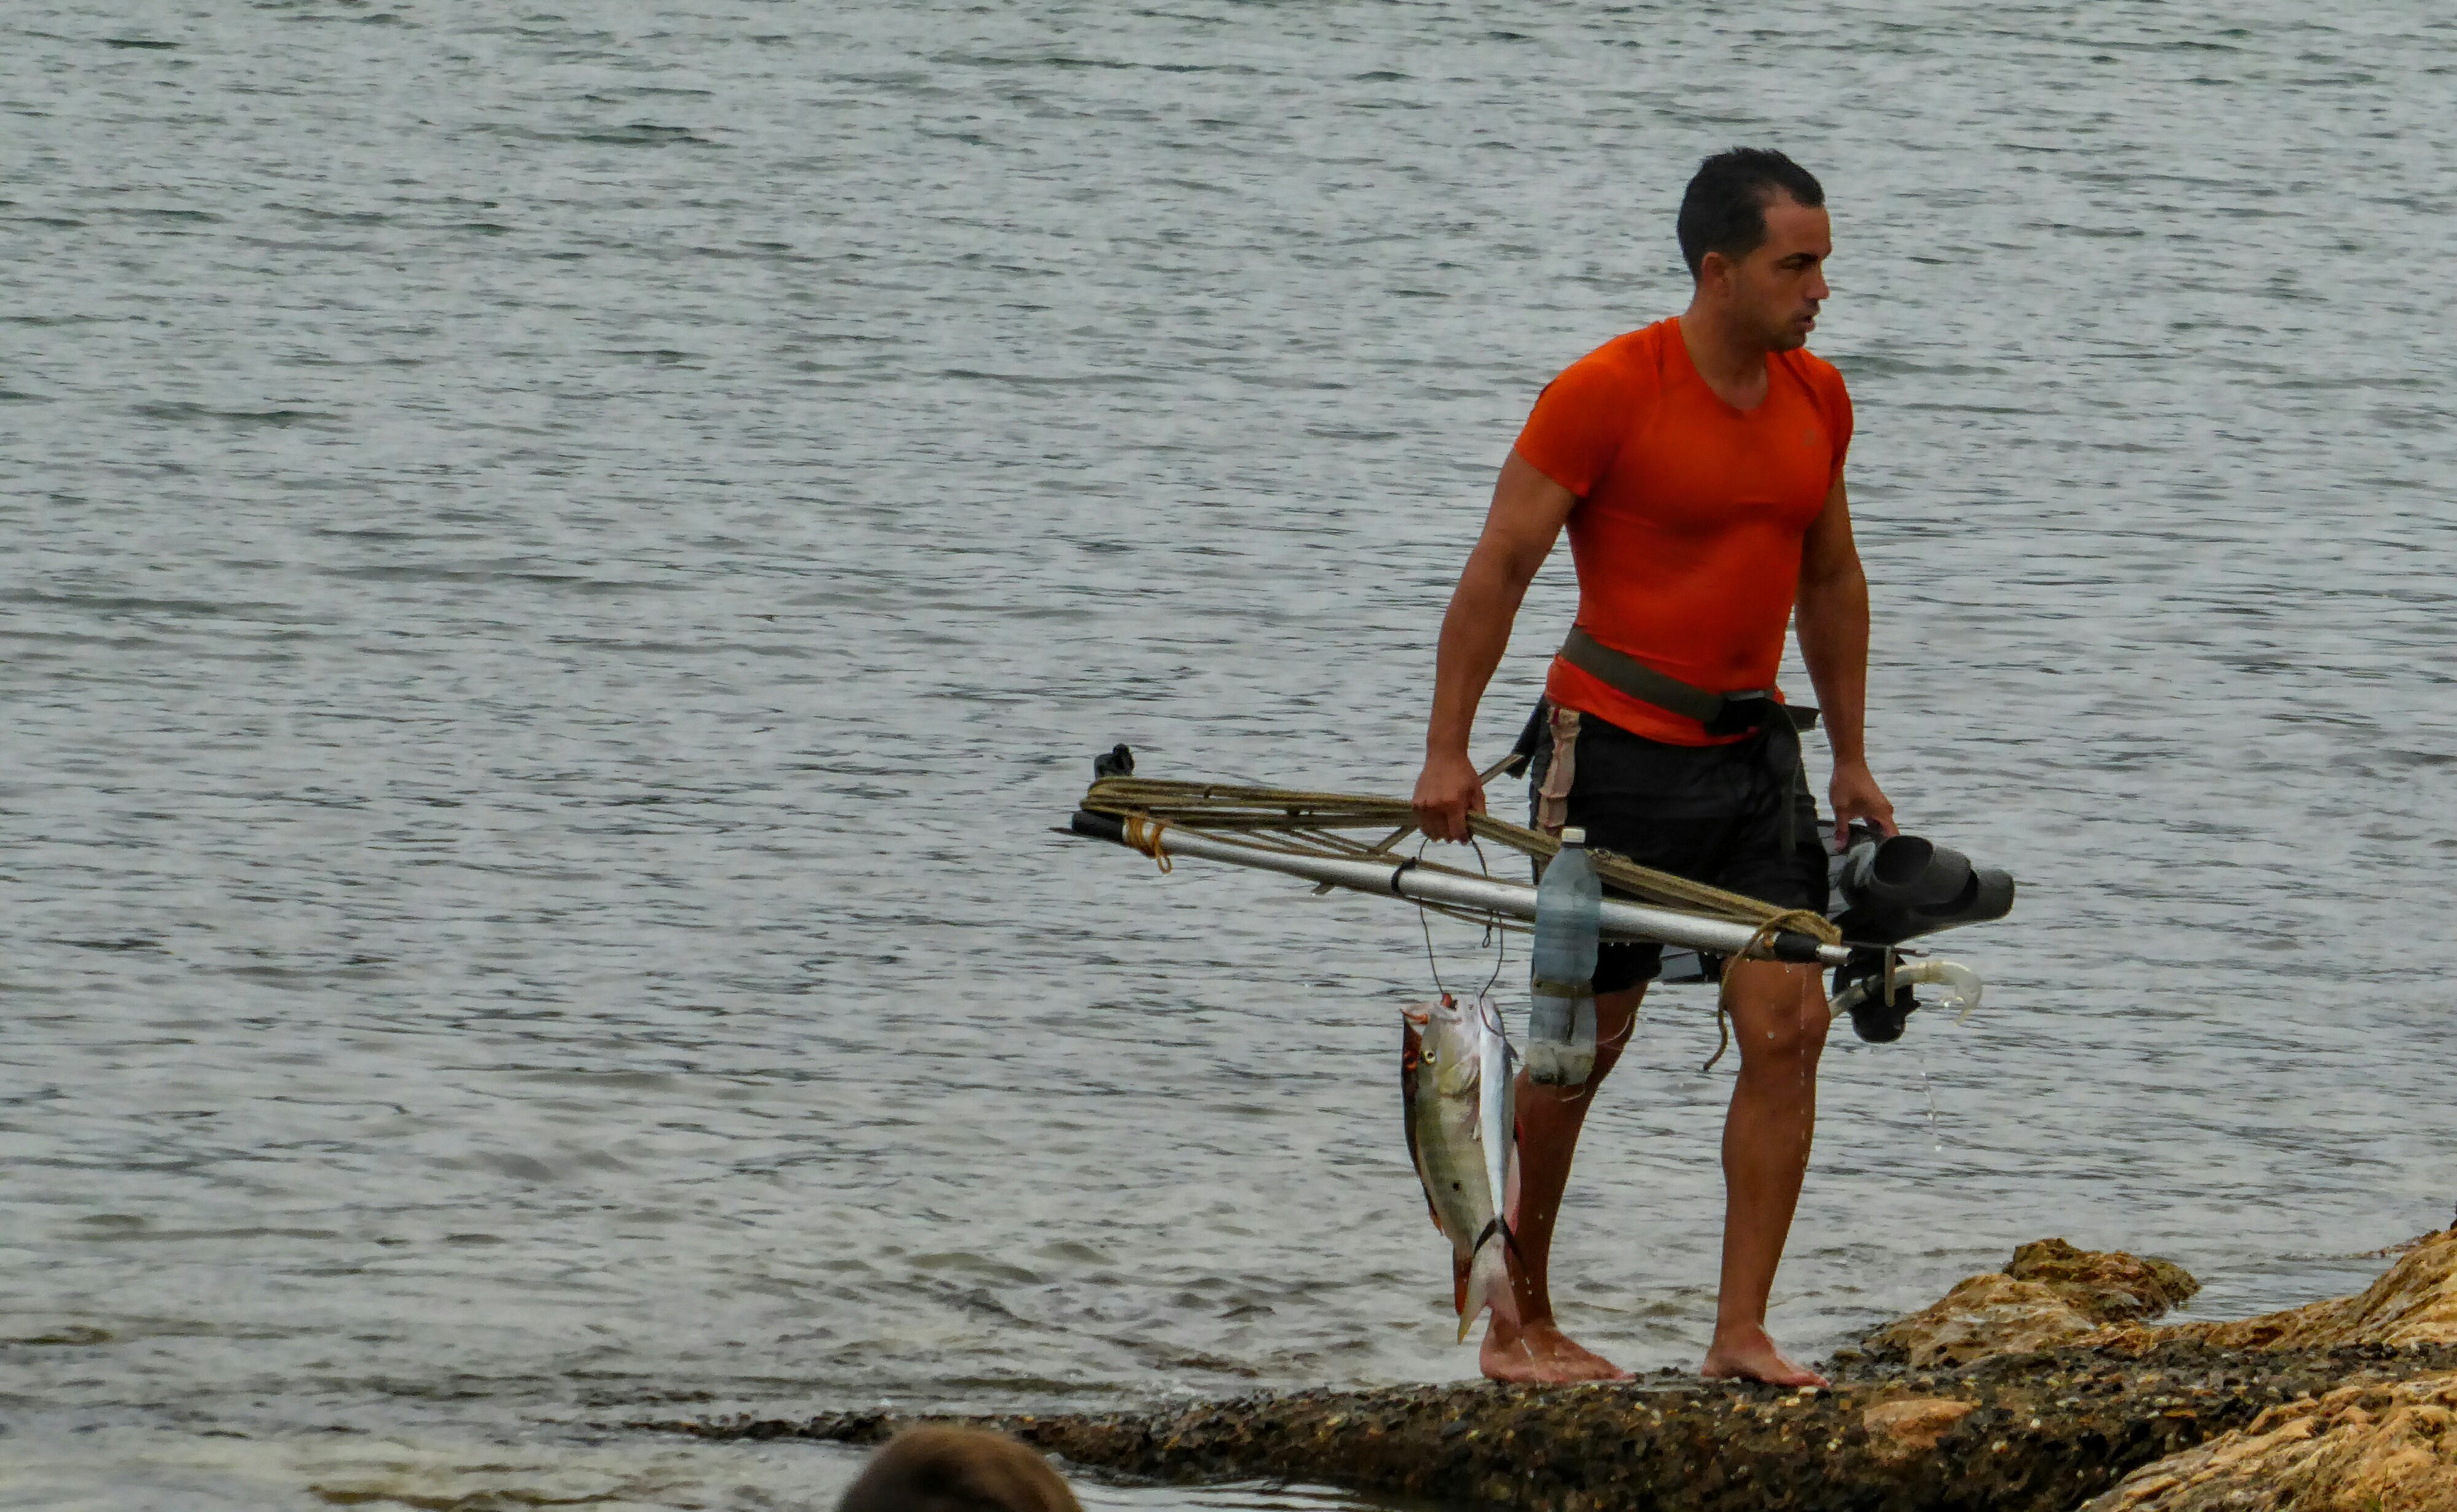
5;2;2456;1508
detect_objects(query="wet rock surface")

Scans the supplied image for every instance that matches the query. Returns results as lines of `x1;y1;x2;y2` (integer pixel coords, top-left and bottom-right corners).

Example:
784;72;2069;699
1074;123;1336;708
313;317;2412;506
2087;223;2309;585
667;1342;2457;1511
659;1235;2457;1510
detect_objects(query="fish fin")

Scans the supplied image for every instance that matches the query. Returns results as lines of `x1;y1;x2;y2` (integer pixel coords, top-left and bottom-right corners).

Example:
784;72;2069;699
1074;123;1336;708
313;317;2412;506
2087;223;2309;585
1400;1020;1434;1225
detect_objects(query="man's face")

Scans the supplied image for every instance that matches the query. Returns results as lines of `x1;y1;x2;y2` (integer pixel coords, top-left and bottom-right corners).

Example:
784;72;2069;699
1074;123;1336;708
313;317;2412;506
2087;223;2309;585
1717;195;1832;351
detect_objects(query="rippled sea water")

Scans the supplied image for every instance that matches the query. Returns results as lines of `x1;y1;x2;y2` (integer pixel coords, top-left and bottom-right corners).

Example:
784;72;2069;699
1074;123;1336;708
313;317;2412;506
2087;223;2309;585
5;2;2455;1508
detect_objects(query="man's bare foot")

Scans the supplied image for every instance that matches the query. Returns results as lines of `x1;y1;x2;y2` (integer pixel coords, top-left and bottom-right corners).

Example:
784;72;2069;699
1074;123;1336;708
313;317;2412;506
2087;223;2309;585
1480;1316;1633;1384
1700;1325;1829;1389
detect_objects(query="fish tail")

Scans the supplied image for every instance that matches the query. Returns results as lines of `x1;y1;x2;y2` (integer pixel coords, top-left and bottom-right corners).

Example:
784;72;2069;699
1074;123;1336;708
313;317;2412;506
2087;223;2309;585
1458;1221;1511;1344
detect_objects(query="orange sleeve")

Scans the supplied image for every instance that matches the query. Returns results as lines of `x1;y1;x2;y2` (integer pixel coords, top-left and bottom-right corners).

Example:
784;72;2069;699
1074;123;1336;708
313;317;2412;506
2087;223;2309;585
1814;358;1853;485
1512;350;1632;499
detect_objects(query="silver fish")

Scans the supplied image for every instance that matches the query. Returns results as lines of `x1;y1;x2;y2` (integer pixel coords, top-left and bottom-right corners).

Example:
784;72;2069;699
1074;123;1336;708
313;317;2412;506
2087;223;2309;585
1400;993;1519;1342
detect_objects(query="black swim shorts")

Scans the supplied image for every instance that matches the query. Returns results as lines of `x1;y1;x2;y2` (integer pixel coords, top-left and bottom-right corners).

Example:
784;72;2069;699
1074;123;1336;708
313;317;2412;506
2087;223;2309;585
1525;701;1829;994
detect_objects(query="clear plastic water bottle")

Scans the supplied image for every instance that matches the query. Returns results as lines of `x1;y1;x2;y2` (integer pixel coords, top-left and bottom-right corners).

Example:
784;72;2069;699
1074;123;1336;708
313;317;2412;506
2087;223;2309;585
1528;827;1601;1086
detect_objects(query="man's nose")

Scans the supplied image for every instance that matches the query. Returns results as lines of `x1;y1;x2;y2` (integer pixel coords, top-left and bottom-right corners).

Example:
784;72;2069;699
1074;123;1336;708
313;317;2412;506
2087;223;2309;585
1807;271;1830;302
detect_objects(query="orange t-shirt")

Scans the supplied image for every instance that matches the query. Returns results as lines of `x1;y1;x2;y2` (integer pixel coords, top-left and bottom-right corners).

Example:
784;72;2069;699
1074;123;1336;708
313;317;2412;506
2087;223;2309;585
1514;317;1852;746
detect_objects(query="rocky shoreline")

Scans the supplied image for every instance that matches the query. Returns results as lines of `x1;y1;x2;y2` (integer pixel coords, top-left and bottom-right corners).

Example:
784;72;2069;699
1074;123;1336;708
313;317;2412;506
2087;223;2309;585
666;1232;2457;1510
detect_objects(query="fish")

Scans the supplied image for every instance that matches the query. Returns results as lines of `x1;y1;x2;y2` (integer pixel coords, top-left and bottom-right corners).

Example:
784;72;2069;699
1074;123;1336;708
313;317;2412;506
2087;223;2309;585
1400;992;1520;1343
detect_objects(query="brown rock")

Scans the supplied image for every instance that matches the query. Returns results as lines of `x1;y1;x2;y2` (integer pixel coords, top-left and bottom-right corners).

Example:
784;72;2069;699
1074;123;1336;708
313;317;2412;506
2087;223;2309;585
2006;1238;2201;1322
1862;1239;2200;1368
1863;1273;2106;1367
2123;1229;2457;1353
1861;1396;1977;1462
2079;1371;2457;1511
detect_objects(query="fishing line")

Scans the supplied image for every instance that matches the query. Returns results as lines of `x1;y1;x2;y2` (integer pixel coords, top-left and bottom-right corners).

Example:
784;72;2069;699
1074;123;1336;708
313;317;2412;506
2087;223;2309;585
1472;840;1508;1001
1413;836;1507;1003
1418;875;1450;1002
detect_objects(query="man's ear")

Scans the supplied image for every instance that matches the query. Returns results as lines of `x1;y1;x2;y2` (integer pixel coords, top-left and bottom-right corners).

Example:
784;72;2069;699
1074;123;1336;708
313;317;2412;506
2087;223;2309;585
1695;249;1731;295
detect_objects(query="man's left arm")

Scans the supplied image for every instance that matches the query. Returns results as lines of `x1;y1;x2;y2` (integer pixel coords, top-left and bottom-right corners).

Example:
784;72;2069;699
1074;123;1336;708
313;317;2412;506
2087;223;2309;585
1795;470;1896;842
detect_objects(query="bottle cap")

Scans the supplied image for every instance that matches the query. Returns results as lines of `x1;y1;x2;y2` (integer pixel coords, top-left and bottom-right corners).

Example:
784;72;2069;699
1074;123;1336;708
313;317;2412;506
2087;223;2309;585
1560;827;1585;846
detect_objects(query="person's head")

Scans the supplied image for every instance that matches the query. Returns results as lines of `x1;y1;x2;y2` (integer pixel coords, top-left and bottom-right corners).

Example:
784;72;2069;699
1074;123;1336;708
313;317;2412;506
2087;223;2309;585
837;1425;1082;1512
1676;148;1832;352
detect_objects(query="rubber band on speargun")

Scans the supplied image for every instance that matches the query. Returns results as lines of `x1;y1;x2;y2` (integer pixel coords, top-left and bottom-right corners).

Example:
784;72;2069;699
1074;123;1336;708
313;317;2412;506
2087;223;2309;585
1121;814;1173;873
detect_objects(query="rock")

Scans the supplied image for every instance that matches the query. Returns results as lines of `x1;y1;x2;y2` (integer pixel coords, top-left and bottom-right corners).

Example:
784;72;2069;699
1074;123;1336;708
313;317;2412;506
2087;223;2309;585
2007;1238;2201;1322
1862;1273;2106;1366
1861;1396;1975;1462
2115;1229;2457;1354
2079;1371;2457;1511
1872;1230;2457;1370
663;1342;2457;1512
653;1233;2457;1511
1862;1238;2201;1368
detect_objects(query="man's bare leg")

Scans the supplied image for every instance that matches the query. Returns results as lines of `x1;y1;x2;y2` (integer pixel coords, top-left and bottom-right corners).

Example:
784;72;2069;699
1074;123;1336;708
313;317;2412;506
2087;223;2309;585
1479;984;1644;1383
1700;960;1831;1387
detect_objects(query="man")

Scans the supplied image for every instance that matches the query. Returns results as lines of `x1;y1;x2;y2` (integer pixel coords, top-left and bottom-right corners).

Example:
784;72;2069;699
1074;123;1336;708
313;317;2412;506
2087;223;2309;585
1411;148;1895;1389
838;1425;1082;1512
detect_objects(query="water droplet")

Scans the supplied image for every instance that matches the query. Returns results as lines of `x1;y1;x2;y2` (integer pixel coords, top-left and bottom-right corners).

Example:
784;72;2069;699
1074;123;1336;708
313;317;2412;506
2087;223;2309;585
1915;1048;1944;1150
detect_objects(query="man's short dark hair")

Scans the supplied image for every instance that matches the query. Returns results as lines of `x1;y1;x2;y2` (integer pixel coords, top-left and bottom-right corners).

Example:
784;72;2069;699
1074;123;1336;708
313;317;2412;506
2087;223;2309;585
839;1426;1080;1512
1676;149;1826;279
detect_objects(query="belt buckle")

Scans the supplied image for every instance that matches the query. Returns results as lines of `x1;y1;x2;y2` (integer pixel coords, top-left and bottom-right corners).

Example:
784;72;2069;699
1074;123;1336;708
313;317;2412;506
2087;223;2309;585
1706;690;1778;738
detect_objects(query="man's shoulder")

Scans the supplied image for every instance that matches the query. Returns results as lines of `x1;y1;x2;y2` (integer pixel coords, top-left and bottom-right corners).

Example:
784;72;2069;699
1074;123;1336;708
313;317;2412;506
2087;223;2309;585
1578;318;1679;370
1776;343;1848;396
1552;319;1678;394
1775;345;1853;451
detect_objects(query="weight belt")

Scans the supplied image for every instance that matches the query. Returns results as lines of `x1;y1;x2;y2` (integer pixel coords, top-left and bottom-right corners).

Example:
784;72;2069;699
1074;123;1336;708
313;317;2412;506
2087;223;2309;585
1555;626;1821;852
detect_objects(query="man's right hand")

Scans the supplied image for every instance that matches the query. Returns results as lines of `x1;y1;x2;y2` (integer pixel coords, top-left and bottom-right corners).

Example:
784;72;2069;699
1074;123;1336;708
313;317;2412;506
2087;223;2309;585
1412;749;1488;843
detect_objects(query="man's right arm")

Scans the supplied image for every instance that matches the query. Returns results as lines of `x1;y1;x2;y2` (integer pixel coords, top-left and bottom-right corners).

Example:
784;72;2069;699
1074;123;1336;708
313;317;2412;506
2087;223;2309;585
1412;450;1580;841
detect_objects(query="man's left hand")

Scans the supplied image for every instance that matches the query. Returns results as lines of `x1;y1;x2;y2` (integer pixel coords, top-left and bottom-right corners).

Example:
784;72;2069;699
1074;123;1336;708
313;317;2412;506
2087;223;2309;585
1828;757;1896;846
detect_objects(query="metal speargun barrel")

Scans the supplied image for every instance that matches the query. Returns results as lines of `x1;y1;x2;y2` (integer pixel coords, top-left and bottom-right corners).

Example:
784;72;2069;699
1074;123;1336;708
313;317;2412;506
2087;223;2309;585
1064;806;1850;968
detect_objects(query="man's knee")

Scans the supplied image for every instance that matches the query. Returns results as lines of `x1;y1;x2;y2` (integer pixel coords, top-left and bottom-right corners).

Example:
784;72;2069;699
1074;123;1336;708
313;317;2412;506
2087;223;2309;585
1727;966;1828;1068
1738;1018;1822;1070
